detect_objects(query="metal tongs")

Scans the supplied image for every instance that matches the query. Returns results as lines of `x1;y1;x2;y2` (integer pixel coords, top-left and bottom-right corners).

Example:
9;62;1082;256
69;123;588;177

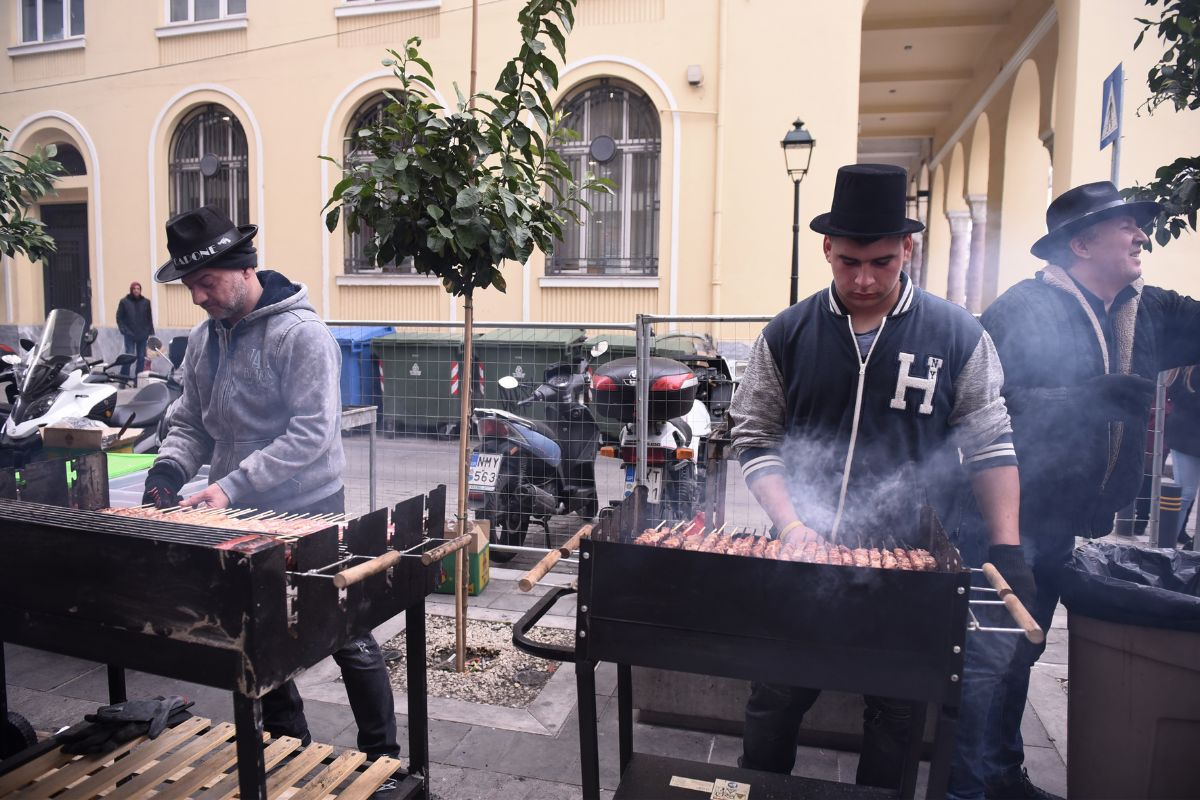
968;563;1045;644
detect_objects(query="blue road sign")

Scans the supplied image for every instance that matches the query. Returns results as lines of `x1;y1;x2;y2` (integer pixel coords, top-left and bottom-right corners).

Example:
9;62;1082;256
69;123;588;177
1100;63;1123;150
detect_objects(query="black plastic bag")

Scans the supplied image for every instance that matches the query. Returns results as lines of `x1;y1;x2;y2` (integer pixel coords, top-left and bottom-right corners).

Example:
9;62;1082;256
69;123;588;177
1060;542;1200;631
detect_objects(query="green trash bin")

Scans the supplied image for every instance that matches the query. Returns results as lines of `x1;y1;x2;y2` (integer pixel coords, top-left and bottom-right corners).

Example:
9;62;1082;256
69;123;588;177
372;332;471;432
473;328;586;388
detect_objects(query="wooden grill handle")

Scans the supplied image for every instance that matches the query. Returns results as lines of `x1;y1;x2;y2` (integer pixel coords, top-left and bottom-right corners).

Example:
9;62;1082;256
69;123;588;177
333;551;401;589
557;524;594;557
519;549;562;592
982;562;1045;645
420;533;473;566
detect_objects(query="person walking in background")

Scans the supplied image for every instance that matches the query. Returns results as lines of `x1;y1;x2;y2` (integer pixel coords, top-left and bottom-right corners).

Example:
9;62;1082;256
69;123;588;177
1167;365;1200;549
115;281;153;384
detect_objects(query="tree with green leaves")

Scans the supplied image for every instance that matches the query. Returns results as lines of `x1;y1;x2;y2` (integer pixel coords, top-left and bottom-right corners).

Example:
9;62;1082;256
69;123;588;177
0;125;63;262
1122;0;1200;247
322;0;610;296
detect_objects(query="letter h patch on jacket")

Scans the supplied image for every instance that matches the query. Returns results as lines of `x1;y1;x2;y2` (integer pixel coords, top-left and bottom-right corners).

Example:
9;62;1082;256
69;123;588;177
889;352;942;415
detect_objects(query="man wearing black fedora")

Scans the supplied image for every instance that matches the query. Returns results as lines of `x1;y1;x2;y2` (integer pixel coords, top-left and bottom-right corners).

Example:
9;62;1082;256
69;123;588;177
140;204;399;762
978;182;1200;799
729;164;1031;796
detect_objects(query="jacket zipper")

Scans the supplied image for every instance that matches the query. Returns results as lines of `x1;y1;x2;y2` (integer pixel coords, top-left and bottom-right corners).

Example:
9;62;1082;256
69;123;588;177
831;314;887;540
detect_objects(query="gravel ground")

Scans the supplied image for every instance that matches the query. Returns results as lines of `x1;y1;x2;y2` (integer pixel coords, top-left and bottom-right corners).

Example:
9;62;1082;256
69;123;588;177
382;616;572;708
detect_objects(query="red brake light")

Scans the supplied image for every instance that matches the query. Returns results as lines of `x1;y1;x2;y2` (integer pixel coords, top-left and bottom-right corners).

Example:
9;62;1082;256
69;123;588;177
651;373;698;392
619;445;668;465
592;374;617;391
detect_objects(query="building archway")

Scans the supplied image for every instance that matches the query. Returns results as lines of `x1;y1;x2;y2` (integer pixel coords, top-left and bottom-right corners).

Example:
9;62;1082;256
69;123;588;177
925;165;950;298
995;59;1050;294
944;142;971;306
964;116;991;311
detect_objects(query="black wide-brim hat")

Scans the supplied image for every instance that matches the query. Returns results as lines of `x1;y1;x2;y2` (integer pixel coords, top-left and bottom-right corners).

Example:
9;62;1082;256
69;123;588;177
810;163;925;238
155;205;258;283
1031;181;1160;260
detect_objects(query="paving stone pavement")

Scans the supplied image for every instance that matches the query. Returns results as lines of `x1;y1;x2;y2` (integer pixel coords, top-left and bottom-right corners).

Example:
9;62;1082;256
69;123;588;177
4;566;1068;798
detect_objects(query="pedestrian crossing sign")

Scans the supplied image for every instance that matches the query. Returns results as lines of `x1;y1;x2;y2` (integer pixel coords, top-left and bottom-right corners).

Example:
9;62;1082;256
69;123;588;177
1100;63;1123;149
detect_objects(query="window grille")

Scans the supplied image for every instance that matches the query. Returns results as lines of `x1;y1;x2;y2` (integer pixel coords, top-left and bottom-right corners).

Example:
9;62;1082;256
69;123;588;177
548;81;660;277
168;104;250;224
343;95;416;275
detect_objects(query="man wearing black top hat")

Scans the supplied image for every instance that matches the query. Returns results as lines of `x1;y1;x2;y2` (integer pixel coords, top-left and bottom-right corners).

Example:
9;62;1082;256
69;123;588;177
729;164;1032;796
140;205;399;762
978;183;1200;799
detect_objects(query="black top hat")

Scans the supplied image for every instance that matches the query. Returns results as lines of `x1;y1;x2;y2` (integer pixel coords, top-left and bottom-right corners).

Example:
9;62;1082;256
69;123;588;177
1030;181;1160;260
154;205;258;283
810;163;925;238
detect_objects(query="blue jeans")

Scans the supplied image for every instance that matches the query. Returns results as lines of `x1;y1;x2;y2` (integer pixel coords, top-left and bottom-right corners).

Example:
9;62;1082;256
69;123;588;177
122;335;147;380
1172;450;1200;540
980;528;1074;788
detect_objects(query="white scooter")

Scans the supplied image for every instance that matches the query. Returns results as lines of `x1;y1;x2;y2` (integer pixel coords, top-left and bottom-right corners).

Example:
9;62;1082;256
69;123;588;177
0;309;118;463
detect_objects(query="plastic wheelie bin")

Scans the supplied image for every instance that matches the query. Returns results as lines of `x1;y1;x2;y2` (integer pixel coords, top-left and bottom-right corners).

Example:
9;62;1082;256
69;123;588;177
371;332;469;433
331;325;393;410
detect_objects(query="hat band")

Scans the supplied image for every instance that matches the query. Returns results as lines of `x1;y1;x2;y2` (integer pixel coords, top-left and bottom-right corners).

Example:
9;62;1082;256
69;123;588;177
171;226;242;269
828;208;905;234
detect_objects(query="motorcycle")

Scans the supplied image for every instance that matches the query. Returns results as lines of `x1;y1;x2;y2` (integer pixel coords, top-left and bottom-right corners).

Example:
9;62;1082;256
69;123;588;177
468;341;608;562
0;309;118;463
109;336;187;454
592;355;711;519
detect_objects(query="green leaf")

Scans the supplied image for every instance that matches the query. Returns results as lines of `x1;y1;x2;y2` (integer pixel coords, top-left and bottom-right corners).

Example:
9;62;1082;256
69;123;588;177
491;270;507;291
324;207;341;233
427;204;444;220
456;186;482;208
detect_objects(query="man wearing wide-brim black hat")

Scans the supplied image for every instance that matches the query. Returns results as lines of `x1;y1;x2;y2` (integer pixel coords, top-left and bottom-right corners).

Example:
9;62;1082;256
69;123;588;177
141;204;399;765
979;182;1200;799
728;164;1032;798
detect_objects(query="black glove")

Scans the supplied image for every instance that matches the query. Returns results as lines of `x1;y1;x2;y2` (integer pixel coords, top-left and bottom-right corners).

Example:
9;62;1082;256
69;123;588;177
58;695;193;754
987;544;1037;609
1086;373;1156;419
142;461;186;508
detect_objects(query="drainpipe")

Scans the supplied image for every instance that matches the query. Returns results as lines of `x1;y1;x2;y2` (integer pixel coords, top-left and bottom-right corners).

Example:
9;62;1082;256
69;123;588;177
708;0;728;315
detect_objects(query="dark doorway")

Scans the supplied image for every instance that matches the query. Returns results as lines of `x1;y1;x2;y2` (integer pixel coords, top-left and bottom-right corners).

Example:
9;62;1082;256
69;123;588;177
41;203;91;327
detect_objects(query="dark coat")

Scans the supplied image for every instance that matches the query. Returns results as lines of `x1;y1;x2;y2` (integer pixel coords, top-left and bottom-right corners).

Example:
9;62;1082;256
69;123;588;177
1167;372;1200;457
981;267;1200;537
116;294;154;341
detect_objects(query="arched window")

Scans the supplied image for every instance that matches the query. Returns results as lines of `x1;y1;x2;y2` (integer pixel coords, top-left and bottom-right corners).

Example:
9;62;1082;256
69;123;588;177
169;104;249;223
343;95;415;274
548;81;660;276
52;142;86;176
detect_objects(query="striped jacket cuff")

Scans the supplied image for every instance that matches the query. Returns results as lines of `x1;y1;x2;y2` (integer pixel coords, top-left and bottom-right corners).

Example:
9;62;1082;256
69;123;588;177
963;433;1018;472
739;448;786;482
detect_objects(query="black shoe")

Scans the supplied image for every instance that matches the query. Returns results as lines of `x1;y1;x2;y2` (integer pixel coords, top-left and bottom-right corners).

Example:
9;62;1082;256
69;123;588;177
1178;534;1194;550
986;768;1064;800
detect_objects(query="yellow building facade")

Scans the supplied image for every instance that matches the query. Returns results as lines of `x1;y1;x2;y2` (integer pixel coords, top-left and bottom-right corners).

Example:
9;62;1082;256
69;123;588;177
1;0;1197;333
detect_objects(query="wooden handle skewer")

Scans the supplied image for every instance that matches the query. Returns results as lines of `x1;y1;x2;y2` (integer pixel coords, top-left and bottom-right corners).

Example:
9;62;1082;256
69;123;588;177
557;524;593;558
981;563;1045;644
519;548;561;592
419;533;473;566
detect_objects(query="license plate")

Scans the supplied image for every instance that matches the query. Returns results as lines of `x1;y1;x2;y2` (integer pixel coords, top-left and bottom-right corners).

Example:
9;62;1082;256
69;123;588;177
624;465;663;503
469;453;503;490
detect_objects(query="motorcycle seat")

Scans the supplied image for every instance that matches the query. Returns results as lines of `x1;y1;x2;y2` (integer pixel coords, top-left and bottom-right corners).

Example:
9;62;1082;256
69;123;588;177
669;416;692;447
111;381;171;428
527;418;559;443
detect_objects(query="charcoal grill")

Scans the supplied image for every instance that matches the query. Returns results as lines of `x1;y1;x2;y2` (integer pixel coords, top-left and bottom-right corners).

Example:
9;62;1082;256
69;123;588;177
514;488;978;799
0;455;465;800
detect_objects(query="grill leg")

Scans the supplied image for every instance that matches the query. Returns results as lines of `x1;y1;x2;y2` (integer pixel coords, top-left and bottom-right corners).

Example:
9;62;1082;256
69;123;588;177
0;641;8;724
576;660;601;800
106;666;126;704
233;692;267;800
406;599;430;799
925;702;958;800
617;663;633;775
899;702;927;799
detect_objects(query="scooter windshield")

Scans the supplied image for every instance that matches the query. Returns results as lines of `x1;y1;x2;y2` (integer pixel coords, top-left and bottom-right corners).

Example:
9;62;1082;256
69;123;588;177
21;309;85;396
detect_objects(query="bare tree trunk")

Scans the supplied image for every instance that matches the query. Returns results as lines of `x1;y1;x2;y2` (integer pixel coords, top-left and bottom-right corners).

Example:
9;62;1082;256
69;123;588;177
454;292;474;672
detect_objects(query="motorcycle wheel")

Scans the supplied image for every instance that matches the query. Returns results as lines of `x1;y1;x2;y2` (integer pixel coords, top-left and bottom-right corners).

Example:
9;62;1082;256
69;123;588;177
663;461;700;520
2;711;37;758
479;462;530;563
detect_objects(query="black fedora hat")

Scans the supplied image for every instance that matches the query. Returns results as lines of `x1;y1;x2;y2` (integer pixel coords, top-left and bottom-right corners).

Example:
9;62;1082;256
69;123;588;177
1031;181;1160;260
154;205;258;283
810;163;925;238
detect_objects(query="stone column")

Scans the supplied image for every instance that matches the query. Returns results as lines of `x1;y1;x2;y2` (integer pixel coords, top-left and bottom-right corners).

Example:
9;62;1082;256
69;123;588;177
945;210;972;307
909;231;925;287
965;194;988;313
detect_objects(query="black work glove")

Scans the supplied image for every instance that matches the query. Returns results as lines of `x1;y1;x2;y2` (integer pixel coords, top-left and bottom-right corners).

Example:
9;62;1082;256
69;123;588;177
987;544;1037;609
1086;373;1156;419
142;461;186;508
58;696;193;754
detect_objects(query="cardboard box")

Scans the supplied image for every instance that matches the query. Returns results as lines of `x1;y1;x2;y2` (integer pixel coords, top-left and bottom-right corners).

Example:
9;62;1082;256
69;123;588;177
41;424;140;452
466;520;490;554
436;545;490;596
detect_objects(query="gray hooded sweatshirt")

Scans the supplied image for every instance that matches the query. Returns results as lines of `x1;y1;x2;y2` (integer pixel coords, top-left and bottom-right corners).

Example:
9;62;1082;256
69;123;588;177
157;271;345;511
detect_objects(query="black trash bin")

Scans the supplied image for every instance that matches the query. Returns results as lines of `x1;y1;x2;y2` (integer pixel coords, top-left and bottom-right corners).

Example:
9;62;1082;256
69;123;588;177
1060;542;1200;799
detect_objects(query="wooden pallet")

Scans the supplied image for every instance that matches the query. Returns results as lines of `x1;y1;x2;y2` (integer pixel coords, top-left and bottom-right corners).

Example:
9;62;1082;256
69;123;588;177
0;717;408;799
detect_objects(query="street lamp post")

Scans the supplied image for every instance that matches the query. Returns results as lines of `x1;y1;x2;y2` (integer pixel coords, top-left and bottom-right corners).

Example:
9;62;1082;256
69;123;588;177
781;119;816;305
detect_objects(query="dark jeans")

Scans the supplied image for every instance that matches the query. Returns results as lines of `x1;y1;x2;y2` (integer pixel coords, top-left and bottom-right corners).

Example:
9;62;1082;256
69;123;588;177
981;528;1074;787
256;488;399;757
741;684;913;789
122;335;147;380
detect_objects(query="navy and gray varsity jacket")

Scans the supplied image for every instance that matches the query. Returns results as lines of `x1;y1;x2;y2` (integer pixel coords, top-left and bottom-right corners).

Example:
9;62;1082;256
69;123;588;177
729;273;1016;540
